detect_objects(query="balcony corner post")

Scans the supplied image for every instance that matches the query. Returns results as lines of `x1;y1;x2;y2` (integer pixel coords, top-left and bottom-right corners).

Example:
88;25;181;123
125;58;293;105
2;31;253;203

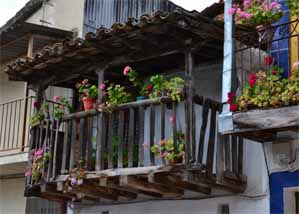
219;0;234;133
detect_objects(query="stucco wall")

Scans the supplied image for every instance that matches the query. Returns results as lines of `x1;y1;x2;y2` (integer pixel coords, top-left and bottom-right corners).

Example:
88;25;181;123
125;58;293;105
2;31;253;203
26;0;85;37
0;178;26;214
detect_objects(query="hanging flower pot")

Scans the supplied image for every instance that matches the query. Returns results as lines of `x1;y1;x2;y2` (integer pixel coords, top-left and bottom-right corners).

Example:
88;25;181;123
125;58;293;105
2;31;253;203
256;25;276;44
82;97;96;111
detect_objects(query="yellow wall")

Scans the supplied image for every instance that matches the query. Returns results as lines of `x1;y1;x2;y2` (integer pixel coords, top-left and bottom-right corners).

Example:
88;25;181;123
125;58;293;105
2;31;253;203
290;17;299;67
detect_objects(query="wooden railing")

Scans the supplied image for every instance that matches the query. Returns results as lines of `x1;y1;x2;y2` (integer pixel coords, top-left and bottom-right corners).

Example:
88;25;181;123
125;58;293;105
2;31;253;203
0;97;34;155
26;96;244;186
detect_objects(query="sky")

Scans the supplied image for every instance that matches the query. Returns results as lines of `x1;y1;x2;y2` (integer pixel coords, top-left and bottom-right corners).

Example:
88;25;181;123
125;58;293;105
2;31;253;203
0;0;218;27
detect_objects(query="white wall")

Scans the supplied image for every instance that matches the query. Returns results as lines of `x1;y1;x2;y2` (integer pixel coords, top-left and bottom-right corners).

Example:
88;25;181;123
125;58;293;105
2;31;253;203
72;195;269;214
26;0;85;37
0;178;26;214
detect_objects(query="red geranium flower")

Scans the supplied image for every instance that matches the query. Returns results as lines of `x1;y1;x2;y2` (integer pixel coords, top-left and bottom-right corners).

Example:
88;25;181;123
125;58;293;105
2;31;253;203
33;101;40;109
230;104;238;112
146;84;153;92
227;92;235;99
272;70;277;75
227;98;233;104
249;73;257;87
264;56;274;65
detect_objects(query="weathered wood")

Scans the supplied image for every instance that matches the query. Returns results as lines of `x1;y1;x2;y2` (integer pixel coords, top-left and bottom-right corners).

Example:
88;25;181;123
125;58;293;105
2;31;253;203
61;121;70;174
97;68;105;103
86;117;94;170
128;108;135;168
69;120;77;171
62;109;97;121
206;103;217;176
107;113;114;169
79;118;86;164
232;105;299;131
47;120;55;182
224;135;231;172
118;111;124;168
238;137;244;176
120;175;182;197
231;136;238;175
184;99;191;163
42;120;50;177
72;184;118;201
138;107;145;167
149;106;155;166
216;134;225;179
197;99;210;163
96;113;106;170
172;102;178;152
191;102;196;162
160;103;166;165
52;120;60;179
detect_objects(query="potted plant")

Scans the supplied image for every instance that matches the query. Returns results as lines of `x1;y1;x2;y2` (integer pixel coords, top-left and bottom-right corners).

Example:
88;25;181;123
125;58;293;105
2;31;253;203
29;101;48;127
25;148;50;184
150;131;185;166
106;84;134;105
287;0;299;18
228;0;284;42
227;57;299;112
53;96;73;120
76;79;98;111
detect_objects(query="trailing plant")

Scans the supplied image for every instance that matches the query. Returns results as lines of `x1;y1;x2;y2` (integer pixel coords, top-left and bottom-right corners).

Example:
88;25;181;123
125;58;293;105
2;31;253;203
76;79;98;99
228;0;284;27
150;130;185;163
29;102;48;127
286;0;299;18
123;66;141;87
25;148;50;184
53;96;73;120
165;77;185;102
228;57;299;112
106;84;134;105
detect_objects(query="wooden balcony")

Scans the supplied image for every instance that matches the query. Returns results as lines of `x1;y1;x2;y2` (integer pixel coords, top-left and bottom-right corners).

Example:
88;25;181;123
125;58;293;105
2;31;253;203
25;96;246;203
227;105;299;142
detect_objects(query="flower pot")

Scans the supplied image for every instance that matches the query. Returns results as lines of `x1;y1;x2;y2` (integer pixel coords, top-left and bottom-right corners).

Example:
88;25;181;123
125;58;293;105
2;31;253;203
136;96;147;101
82;97;96;111
169;156;183;166
256;25;276;44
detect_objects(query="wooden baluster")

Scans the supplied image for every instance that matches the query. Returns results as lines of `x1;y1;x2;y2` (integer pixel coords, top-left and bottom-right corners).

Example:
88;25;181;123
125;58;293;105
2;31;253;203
47;120;55;182
191;101;196;162
107;113;114;169
138;107;145;167
41;120;50;180
206;102;217;177
38;122;43;149
69;119;77;171
216;133;225;179
86;117;94;170
184;100;191;163
172;103;178;153
149;106;155;166
224;135;232;172
238;137;244;176
61;121;70;174
197;99;210;164
51;120;60;180
160;103;166;165
128;108;135;168
79;118;86;167
96;113;106;171
118;111;124;168
231;136;239;175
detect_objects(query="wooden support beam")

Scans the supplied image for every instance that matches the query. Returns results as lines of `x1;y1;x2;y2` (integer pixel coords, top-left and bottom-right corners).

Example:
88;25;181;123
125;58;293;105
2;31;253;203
72;184;119;201
120;175;183;198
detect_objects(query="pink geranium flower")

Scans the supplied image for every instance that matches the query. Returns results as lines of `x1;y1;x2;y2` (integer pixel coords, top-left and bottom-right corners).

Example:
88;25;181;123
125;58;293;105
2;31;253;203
99;83;106;91
25;170;32;177
169;115;175;124
293;62;299;68
228;7;236;15
35;149;43;157
53;96;61;102
123;66;132;76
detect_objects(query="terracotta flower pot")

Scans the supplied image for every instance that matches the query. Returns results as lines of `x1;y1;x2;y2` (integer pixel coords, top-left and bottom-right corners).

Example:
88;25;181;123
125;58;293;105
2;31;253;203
82;97;96;111
169;156;183;166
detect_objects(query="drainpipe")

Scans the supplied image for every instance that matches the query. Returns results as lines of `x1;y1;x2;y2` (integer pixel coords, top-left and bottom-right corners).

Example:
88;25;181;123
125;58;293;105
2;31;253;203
218;0;234;133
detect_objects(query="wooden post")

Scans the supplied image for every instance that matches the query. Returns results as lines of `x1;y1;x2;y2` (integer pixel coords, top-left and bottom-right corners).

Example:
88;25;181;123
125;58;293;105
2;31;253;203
184;47;194;163
96;68;106;171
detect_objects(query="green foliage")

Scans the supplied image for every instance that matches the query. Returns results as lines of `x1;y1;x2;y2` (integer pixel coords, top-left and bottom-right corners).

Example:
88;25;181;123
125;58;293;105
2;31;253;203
150;131;185;162
29;102;48;127
30;149;50;184
149;75;185;102
106;84;134;105
237;67;299;111
53;97;73;120
287;0;299;17
76;79;98;99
